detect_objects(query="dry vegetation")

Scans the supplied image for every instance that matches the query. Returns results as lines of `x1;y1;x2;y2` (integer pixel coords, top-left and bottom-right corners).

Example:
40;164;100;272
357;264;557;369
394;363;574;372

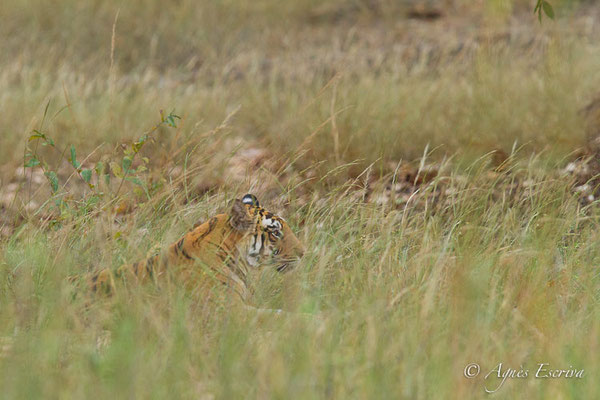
2;0;600;398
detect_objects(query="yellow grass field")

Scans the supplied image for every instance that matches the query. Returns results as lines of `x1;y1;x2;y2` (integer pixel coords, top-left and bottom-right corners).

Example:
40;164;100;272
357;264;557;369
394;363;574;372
1;0;600;398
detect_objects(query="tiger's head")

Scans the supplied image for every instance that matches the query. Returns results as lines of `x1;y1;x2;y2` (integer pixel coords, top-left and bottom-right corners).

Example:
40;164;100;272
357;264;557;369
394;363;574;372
229;194;304;272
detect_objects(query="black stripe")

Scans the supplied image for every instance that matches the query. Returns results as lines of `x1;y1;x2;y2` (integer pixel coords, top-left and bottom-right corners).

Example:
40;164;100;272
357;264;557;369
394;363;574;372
181;248;193;261
176;237;185;251
196;217;218;242
176;237;194;260
208;217;218;233
146;256;155;278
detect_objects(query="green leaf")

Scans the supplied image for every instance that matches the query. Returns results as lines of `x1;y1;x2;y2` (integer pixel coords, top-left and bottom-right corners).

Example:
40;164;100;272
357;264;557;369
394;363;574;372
125;176;143;186
45;171;59;193
139;134;148;143
161;111;181;128
132;143;142;153
542;1;554;19
30;130;55;146
95;161;104;175
81;169;92;183
110;161;123;178
24;155;40;168
69;145;81;168
122;156;132;172
166;112;181;128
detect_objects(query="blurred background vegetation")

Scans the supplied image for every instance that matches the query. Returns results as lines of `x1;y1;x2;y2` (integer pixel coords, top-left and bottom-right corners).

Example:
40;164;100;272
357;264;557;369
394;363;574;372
1;0;599;171
2;1;600;398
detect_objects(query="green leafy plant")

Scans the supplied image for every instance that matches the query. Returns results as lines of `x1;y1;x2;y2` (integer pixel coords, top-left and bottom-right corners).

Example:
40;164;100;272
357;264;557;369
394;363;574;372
23;109;181;214
112;110;181;198
534;0;554;22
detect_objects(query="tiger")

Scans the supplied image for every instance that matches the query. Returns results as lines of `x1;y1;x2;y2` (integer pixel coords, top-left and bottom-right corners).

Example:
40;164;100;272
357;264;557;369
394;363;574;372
86;194;305;307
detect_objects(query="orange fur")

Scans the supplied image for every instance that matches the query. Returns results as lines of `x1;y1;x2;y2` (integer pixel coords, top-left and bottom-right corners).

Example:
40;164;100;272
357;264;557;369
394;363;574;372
87;194;304;305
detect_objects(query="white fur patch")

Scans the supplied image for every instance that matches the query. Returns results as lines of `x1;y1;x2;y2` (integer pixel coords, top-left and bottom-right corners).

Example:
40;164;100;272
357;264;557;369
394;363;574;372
246;233;263;268
249;234;262;255
262;218;282;230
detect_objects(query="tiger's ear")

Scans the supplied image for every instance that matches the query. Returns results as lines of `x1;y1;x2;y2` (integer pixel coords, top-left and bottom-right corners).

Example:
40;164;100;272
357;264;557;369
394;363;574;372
230;199;253;232
241;193;259;207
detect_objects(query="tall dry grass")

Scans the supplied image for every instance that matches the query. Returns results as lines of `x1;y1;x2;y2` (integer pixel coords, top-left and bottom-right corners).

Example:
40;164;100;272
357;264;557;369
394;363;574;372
1;0;600;398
